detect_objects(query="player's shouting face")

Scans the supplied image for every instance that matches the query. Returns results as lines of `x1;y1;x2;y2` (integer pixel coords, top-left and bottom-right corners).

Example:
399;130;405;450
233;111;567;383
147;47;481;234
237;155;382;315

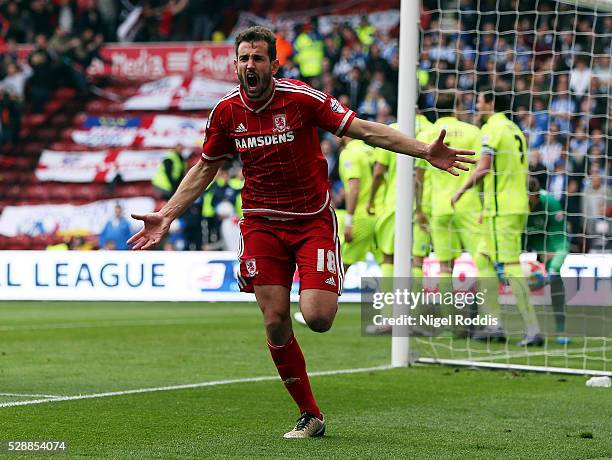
235;40;279;101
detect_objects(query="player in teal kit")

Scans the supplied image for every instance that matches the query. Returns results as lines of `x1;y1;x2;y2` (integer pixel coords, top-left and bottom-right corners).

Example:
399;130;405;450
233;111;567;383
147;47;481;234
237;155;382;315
339;138;380;268
368;116;433;281
453;91;542;346
525;178;571;344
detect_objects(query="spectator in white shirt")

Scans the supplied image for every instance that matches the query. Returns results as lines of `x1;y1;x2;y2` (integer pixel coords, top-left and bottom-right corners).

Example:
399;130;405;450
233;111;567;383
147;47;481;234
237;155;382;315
583;168;611;250
550;77;576;133
548;159;568;203
539;131;564;171
0;62;33;102
569;58;592;96
592;56;611;88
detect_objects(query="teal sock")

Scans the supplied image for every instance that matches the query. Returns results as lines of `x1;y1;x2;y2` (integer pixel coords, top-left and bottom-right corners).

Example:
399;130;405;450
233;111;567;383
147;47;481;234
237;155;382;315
550;275;566;334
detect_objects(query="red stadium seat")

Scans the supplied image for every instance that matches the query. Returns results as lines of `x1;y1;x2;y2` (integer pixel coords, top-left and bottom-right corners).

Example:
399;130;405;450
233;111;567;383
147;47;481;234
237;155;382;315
45;100;63;115
106;102;124;112
50;114;71;128
0;235;10;249
72;184;105;202
85;100;112;114
4;185;22;201
23;113;47;128
136;183;154;196
0;171;22;184
47;185;73;202
55;88;76;101
22;142;46;157
26;184;48;201
18;171;36;184
34;128;58;143
50;141;80;151
73;113;88;125
8;235;31;250
60;128;74;141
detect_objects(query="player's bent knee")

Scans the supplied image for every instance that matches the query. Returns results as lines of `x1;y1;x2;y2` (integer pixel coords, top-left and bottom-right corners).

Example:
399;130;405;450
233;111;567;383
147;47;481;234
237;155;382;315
306;316;333;333
301;304;337;333
299;288;338;333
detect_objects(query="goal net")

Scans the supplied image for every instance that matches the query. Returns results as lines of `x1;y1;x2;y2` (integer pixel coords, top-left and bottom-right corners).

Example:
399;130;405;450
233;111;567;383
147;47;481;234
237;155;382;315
389;0;611;375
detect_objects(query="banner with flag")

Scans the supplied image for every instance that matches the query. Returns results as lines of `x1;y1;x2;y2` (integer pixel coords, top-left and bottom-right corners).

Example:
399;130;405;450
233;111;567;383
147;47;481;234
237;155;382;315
123;76;236;111
35;149;169;183
0;197;155;237
71;115;207;148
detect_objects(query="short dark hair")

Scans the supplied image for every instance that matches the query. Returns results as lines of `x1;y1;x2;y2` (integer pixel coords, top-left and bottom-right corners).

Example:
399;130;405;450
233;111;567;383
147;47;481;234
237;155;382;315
435;92;455;113
481;88;512;113
235;26;277;61
528;176;541;194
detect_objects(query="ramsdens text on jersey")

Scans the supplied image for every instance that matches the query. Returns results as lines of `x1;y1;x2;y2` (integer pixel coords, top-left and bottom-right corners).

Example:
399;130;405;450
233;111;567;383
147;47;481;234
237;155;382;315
234;132;295;150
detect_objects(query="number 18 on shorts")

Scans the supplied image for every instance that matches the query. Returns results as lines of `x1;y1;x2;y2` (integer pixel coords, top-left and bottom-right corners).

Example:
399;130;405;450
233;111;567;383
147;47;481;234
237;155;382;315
237;208;344;294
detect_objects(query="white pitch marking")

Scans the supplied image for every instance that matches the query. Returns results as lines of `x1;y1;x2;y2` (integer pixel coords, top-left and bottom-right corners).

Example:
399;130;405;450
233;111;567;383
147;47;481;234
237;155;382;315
0;393;64;398
0;365;393;409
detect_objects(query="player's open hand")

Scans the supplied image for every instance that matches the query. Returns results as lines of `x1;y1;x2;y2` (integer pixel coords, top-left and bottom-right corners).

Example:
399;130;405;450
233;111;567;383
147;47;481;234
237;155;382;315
127;212;172;250
426;129;476;175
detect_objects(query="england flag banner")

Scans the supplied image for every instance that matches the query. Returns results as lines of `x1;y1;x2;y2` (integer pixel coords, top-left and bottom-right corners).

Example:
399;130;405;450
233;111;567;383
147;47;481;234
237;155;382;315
71;115;207;148
123;76;236;111
178;77;237;110
141;115;207;148
0;197;155;237
35;149;168;183
122;75;183;111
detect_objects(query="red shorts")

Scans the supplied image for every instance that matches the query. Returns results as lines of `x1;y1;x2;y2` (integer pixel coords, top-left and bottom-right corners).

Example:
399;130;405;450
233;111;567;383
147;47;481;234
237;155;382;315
237;207;343;294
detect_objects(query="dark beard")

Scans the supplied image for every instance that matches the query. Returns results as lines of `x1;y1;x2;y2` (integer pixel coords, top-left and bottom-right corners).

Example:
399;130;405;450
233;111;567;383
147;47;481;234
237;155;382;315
240;72;272;101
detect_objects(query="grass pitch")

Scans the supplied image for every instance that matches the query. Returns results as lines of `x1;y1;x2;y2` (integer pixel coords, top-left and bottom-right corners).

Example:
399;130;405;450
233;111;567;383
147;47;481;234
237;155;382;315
0;301;610;459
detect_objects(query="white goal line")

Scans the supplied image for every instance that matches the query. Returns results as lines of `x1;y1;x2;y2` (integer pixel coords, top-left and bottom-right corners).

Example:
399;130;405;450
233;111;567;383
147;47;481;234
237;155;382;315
417;358;612;376
0;365;393;409
466;346;612;363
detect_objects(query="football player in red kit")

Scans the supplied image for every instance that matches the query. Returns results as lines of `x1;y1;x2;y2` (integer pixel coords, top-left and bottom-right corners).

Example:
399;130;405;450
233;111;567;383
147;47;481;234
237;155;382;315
128;26;474;438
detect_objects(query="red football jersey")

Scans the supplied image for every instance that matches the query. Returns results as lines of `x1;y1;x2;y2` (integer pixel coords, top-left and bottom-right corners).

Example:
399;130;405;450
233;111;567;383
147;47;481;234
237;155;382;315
201;78;355;218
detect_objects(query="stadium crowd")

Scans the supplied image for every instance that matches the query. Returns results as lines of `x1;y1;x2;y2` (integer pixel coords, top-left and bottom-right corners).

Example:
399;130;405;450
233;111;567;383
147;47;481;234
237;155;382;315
416;0;611;252
219;0;610;253
0;0;609;253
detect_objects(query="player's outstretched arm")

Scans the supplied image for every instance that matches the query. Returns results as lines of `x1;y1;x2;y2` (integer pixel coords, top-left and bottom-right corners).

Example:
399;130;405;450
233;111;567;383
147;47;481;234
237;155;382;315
367;162;387;215
345;118;475;175
414;166;428;230
451;154;491;207
128;159;224;250
344;177;360;243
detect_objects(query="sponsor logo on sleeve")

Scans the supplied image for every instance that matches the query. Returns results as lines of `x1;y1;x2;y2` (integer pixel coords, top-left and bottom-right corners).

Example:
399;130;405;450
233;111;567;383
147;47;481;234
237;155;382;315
330;98;346;114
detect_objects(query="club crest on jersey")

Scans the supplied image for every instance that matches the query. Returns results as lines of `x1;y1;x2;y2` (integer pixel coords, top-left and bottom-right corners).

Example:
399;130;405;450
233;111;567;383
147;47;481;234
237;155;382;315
245;258;257;276
330;98;346;114
272;114;290;132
